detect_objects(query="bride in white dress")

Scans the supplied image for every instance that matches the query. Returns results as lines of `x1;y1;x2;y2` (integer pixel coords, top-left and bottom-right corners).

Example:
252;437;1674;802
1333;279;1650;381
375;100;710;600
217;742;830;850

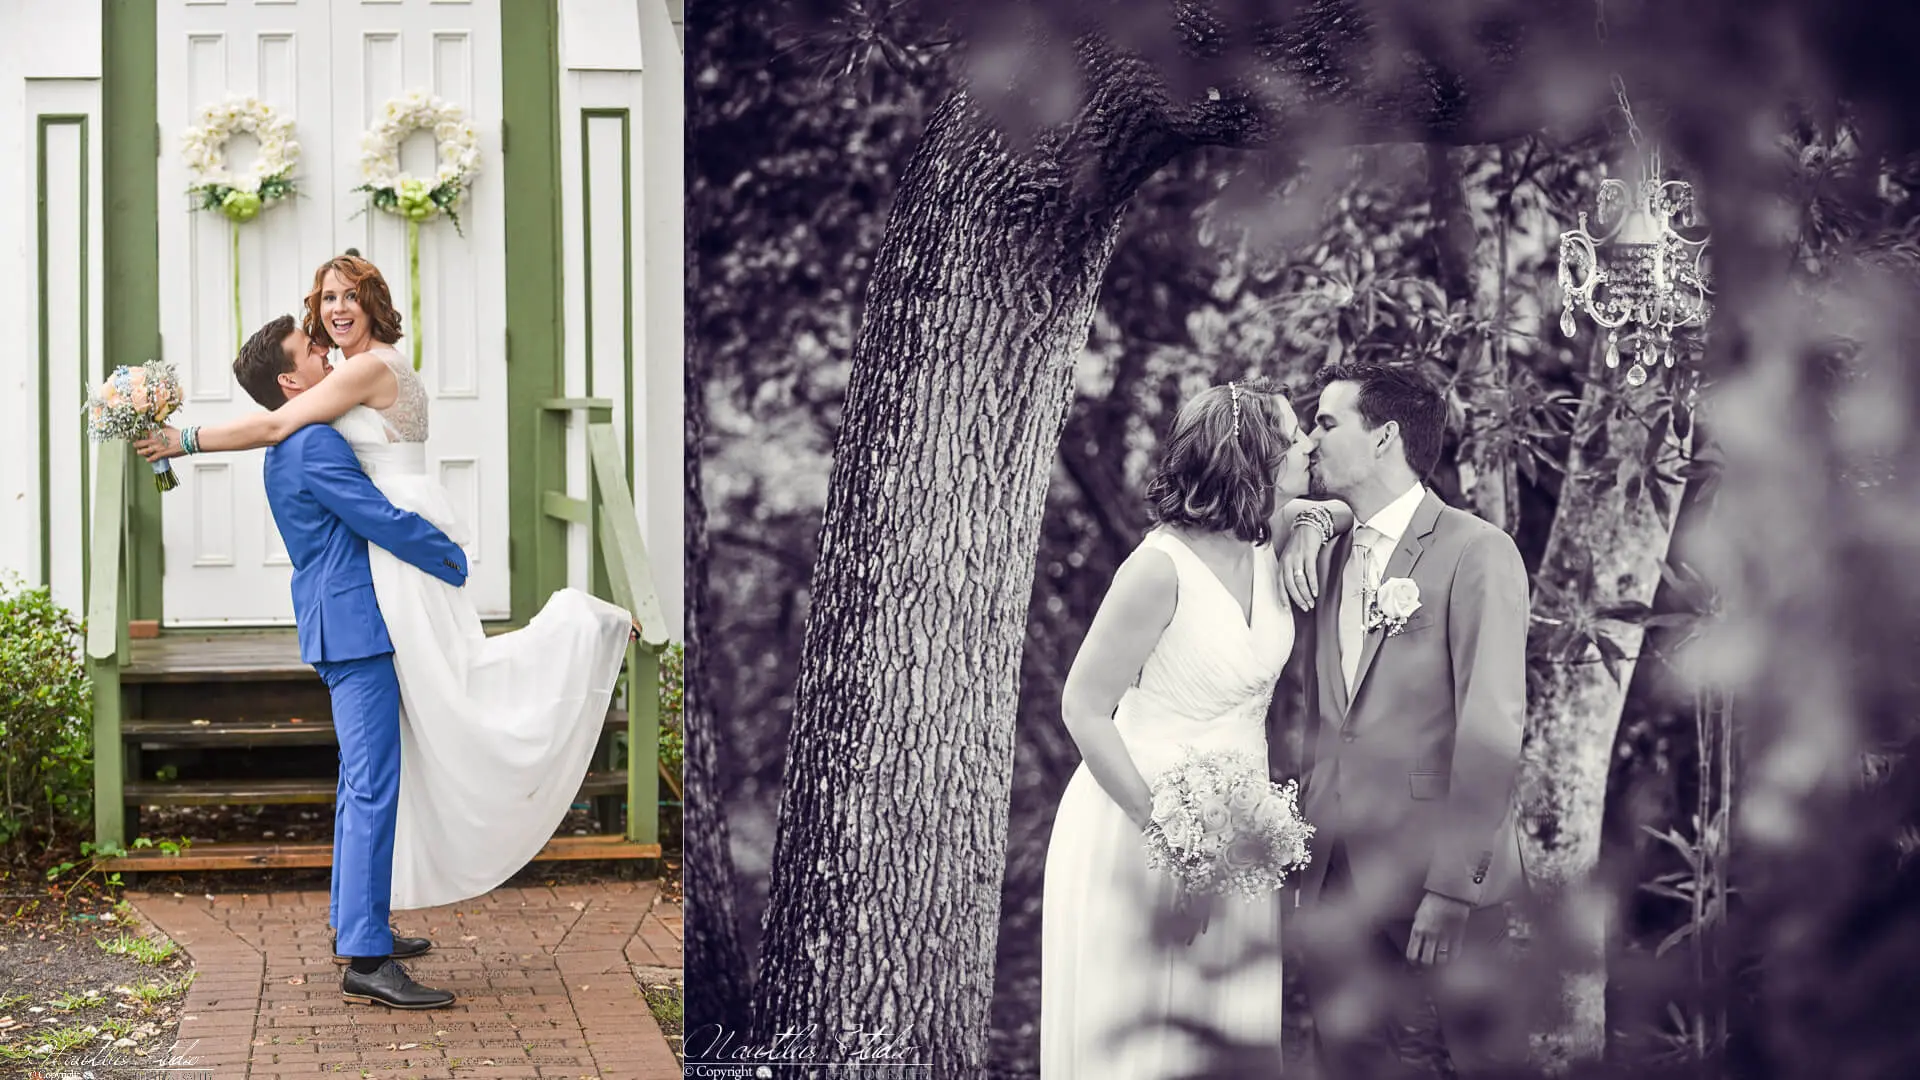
136;254;637;910
1041;379;1314;1078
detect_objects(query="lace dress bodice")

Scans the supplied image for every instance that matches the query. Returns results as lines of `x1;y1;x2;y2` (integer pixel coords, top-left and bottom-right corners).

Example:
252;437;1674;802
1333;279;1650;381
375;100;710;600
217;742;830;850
372;349;429;443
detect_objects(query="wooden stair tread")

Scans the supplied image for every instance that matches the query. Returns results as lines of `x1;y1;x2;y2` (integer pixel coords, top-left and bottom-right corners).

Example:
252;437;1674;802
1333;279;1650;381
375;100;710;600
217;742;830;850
124;771;631;806
96;834;661;872
124;633;311;683
123;709;632;745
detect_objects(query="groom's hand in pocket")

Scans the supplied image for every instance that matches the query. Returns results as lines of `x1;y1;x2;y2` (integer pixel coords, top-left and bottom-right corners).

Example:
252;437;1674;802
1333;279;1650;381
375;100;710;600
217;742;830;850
1406;891;1470;966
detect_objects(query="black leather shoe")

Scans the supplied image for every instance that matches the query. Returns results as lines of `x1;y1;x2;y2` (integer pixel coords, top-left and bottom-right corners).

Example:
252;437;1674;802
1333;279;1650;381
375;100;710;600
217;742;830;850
340;959;455;1010
332;932;433;964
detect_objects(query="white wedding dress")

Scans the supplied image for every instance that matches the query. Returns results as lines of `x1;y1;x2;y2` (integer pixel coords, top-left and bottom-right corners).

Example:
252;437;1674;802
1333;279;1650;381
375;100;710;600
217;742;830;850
1041;528;1293;1078
329;350;635;910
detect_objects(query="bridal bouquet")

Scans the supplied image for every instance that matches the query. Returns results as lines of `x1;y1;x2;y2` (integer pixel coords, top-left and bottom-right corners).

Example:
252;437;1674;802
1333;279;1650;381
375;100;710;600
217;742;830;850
87;361;185;492
1143;748;1314;899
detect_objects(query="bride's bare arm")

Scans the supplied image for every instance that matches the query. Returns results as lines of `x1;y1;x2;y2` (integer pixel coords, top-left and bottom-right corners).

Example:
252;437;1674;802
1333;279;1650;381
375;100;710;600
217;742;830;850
134;353;397;459
1061;547;1179;832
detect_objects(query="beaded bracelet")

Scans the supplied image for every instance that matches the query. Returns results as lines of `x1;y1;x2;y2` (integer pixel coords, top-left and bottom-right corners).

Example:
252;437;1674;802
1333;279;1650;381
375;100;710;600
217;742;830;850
1291;505;1335;543
181;426;201;455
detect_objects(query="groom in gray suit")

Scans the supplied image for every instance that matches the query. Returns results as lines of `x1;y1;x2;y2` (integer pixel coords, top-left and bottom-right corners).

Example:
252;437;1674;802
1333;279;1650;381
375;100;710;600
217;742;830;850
1291;362;1530;1078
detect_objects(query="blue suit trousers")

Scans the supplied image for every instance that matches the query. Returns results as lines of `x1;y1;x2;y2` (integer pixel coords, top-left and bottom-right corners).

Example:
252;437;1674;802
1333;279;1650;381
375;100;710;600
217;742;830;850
317;654;401;958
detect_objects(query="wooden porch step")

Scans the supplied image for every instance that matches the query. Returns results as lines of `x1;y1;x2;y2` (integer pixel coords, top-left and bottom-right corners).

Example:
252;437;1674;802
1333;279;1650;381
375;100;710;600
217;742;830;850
123;708;632;748
123;633;309;683
96;834;661;872
123;771;631;807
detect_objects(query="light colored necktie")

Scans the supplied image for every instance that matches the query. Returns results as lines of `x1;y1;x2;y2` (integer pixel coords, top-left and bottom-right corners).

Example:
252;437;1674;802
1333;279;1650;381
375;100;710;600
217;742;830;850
1339;525;1381;692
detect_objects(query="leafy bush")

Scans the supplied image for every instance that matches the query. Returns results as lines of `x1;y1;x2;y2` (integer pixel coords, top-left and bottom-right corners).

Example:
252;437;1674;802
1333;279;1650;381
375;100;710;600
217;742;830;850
0;578;92;848
659;642;685;785
608;641;685;788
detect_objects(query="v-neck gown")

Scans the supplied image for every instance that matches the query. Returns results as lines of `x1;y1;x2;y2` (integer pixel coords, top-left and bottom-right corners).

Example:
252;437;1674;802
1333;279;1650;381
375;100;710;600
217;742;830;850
1040;528;1293;1078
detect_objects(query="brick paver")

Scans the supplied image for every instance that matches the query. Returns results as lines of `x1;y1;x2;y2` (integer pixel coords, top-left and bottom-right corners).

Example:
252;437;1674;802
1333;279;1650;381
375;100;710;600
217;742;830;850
126;880;683;1080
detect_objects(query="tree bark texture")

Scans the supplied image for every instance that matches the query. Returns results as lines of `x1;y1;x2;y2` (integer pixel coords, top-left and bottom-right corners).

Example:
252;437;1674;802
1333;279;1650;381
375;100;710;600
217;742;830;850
753;52;1182;1074
1517;355;1690;1069
685;329;753;1033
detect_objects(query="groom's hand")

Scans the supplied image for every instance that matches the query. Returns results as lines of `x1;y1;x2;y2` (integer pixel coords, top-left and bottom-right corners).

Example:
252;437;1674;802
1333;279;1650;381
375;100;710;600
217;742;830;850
1406;891;1470;967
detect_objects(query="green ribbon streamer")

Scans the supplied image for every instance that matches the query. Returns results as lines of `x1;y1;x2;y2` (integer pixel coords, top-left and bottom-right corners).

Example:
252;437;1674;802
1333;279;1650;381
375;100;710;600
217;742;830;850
232;220;242;353
408;218;422;371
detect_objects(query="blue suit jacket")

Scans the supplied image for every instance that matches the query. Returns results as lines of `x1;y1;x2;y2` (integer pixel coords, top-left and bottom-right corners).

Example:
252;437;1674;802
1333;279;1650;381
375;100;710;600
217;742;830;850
264;423;469;665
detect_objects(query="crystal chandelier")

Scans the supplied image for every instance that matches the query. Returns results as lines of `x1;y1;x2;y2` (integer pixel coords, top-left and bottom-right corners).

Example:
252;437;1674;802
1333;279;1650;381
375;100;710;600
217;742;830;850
1558;82;1713;388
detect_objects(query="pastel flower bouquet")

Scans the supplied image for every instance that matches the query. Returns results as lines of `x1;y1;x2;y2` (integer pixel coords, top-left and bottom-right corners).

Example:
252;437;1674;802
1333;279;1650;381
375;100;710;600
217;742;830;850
86;361;185;492
1142;748;1315;900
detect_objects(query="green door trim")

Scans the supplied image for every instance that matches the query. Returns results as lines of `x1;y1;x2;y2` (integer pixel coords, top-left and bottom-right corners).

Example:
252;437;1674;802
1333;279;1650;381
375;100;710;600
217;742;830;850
502;0;568;625
102;0;162;622
38;114;92;593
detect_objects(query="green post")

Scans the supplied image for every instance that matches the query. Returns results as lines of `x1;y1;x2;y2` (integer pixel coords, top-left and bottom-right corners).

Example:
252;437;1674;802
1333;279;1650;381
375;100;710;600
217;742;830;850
502;1;569;626
103;0;163;624
628;644;661;845
87;446;131;848
90;659;124;848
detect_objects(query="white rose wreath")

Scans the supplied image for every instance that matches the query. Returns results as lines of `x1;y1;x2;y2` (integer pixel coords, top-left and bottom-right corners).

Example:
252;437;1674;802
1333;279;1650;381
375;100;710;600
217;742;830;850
180;94;301;349
355;90;482;370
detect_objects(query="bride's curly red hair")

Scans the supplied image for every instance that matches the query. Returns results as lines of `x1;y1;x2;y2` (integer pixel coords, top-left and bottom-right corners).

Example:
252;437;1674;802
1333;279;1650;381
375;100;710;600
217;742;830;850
302;253;404;349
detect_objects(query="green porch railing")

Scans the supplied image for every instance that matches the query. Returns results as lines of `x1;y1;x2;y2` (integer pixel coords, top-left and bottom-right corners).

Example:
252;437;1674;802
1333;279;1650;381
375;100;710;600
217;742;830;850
85;442;131;848
540;397;669;846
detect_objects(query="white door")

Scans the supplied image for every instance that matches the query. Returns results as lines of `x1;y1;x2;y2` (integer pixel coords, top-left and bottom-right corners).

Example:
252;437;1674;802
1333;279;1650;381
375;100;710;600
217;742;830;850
157;0;508;625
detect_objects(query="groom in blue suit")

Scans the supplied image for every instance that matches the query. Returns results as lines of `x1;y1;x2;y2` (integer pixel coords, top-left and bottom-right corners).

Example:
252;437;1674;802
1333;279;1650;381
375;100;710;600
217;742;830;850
228;315;467;1010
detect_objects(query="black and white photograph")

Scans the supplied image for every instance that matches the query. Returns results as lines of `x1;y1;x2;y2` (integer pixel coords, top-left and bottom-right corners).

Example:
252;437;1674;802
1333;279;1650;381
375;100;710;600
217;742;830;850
689;1;1920;1078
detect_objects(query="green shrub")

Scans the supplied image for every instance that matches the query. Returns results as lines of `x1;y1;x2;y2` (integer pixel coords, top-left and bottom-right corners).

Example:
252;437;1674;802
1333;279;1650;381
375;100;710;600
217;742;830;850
611;642;685;786
0;578;92;847
659;642;684;783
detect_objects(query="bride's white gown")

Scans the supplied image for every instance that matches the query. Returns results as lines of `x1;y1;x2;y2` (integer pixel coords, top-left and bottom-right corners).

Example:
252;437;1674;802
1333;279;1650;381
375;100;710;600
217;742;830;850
1041;528;1293;1077
329;350;634;910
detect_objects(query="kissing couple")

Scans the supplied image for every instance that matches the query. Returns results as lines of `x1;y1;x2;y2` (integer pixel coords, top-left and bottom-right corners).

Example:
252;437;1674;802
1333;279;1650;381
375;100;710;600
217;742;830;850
137;253;640;1010
1041;363;1531;1078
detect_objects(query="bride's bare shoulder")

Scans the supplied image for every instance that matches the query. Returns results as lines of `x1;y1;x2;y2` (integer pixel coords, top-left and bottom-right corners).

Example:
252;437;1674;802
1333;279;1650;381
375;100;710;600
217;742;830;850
365;344;409;368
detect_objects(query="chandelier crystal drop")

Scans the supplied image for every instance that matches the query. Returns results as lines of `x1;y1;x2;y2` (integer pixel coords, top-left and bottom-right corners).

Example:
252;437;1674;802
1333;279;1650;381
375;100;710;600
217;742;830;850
1558;137;1713;388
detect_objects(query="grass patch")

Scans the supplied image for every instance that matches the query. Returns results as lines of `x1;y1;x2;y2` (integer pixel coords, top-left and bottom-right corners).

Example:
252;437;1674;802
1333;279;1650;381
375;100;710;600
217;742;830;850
0;991;27;1010
642;979;683;1062
128;971;195;1011
95;931;179;965
0;1020;96;1062
49;988;106;1011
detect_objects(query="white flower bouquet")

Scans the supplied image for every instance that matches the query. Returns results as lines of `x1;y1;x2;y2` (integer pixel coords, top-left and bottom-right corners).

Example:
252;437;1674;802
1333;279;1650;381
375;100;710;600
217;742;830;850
1143;748;1314;899
86;361;185;492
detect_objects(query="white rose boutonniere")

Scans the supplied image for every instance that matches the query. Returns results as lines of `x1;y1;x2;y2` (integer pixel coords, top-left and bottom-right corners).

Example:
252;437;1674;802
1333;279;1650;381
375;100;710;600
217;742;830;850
1368;577;1422;637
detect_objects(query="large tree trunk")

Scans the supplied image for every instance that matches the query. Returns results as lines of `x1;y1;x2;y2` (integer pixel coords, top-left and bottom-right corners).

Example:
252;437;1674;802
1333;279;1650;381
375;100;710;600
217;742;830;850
753;56;1182;1073
1518;353;1690;1069
684;331;752;1032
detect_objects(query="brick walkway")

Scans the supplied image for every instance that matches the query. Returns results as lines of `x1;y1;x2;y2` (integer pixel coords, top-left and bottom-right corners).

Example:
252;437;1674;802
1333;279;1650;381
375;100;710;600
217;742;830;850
125;880;683;1080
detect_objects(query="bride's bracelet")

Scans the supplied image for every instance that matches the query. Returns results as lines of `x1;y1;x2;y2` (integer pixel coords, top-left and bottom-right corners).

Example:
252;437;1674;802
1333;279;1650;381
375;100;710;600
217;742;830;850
181;426;202;455
1292;505;1335;543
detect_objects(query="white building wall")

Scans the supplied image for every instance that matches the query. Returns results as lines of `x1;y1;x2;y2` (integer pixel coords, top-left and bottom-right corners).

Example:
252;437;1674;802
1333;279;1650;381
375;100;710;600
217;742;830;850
557;0;685;638
1;4;103;619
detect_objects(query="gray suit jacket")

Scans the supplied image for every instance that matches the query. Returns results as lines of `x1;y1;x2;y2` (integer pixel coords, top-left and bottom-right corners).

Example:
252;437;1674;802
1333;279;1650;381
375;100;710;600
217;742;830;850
1292;490;1529;917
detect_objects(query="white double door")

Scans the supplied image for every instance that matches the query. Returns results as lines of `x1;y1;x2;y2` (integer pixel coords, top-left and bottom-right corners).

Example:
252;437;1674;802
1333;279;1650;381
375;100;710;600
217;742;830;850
156;0;508;624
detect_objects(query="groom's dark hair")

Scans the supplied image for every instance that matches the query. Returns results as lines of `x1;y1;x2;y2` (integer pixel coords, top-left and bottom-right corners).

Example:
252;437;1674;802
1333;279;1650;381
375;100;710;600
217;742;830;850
234;314;298;410
1313;362;1446;478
